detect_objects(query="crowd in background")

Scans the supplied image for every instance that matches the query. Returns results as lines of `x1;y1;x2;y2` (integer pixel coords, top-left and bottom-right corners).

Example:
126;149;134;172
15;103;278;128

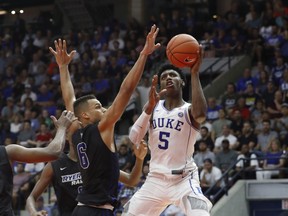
0;0;288;215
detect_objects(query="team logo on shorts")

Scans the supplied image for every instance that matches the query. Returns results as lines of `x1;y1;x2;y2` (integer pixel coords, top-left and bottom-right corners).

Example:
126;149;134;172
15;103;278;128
178;112;183;117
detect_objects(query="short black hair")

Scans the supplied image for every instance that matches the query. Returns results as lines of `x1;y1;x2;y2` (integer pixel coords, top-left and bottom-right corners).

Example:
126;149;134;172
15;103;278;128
203;158;213;164
73;94;96;117
200;126;209;132
157;63;186;85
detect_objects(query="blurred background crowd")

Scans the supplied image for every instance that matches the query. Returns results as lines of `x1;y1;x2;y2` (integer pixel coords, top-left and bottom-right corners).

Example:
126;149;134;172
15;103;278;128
0;0;288;215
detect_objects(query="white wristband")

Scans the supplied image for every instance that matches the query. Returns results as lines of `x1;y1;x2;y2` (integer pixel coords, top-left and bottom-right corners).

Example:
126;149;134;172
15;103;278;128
129;111;151;146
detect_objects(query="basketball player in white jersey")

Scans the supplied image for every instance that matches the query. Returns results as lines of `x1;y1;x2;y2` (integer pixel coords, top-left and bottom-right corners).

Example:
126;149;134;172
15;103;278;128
123;49;212;216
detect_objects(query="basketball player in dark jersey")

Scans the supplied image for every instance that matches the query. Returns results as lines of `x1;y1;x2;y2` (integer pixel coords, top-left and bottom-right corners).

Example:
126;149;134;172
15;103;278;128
26;138;147;216
48;25;159;215
0;110;74;216
26;140;80;216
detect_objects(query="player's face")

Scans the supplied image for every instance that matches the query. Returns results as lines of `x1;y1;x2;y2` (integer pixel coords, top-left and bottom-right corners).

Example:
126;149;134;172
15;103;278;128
159;69;183;91
85;99;106;123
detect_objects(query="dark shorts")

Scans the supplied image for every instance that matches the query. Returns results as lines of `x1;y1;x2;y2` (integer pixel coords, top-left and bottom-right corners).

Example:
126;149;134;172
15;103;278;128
72;205;114;216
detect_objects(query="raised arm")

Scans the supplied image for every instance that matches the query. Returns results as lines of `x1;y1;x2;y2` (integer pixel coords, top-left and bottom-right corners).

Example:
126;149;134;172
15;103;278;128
119;140;148;186
49;39;76;112
26;163;53;216
6;110;74;163
129;75;166;146
189;46;207;124
99;25;161;131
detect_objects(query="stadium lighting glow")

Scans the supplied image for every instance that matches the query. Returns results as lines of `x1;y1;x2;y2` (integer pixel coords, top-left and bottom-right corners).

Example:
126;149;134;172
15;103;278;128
19;10;24;14
0;10;7;15
11;10;16;15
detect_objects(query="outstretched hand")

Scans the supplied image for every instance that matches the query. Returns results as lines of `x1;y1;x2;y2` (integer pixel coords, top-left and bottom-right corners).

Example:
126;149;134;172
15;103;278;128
49;39;76;68
145;75;167;114
133;140;148;160
190;45;204;74
141;24;161;56
50;110;76;129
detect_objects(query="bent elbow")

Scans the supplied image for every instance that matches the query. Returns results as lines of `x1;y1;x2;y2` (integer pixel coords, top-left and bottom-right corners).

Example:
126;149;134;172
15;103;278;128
194;114;206;124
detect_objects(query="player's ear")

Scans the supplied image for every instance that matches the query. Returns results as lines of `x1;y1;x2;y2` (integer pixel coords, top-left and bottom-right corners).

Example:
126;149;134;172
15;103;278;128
181;81;185;87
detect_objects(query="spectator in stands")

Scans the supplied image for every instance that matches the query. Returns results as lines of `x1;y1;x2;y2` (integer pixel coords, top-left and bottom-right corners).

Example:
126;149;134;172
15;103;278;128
251;99;266;126
256;120;278;152
274;103;288;143
91;69;110;107
280;29;288;62
27;123;53;147
246;27;265;63
266;90;283;119
200;158;222;197
118;143;133;171
271;56;288;86
236;68;258;94
12;163;31;210
195;126;214;152
256;139;285;179
35;84;56;115
214;125;238;152
9;113;23;139
220;82;239;112
280;68;288;102
264;25;284;63
20;84;37;105
211;108;231;141
28;53;46;87
215;139;238;173
38;109;54;130
136;75;151;110
233;97;251;120
1;97;20;121
236;143;259;179
17;120;36;147
20;97;35;114
206;97;222;122
252;62;270;93
237;121;258;152
194;140;216;171
242;83;261;111
229;109;244;139
260;80;277;109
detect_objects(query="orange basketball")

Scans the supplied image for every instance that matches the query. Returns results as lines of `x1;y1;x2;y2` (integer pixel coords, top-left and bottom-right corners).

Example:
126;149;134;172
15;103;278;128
166;34;200;68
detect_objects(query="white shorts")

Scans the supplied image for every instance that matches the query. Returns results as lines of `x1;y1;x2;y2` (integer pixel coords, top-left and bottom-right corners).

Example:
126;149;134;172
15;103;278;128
123;171;212;216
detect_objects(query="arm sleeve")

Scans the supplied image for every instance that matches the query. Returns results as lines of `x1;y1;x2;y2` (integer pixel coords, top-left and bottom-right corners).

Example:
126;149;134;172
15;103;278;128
129;111;151;147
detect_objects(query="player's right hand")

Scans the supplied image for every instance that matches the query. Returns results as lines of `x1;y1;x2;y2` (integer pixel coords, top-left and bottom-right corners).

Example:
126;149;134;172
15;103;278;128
145;75;167;114
134;140;148;160
141;24;161;56
51;110;76;129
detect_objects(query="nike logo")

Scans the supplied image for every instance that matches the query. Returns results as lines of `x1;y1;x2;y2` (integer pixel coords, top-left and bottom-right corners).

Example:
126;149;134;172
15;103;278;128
60;167;67;171
184;57;195;63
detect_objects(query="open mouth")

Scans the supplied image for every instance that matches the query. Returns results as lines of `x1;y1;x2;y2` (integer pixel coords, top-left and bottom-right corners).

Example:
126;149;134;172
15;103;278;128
166;81;173;88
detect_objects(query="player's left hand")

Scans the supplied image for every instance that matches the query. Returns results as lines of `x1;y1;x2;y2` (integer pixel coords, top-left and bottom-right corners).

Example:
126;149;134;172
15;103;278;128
49;39;76;68
190;44;204;74
134;140;148;160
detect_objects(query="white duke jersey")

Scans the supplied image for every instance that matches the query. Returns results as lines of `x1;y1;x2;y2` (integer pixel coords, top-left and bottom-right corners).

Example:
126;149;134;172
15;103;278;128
148;100;199;174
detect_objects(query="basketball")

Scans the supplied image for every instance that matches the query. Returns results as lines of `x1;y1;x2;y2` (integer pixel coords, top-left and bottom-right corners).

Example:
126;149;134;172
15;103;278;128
166;34;200;68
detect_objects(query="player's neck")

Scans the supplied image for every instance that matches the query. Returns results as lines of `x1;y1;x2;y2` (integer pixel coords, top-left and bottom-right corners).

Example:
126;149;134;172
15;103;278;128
67;151;78;162
163;98;185;110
